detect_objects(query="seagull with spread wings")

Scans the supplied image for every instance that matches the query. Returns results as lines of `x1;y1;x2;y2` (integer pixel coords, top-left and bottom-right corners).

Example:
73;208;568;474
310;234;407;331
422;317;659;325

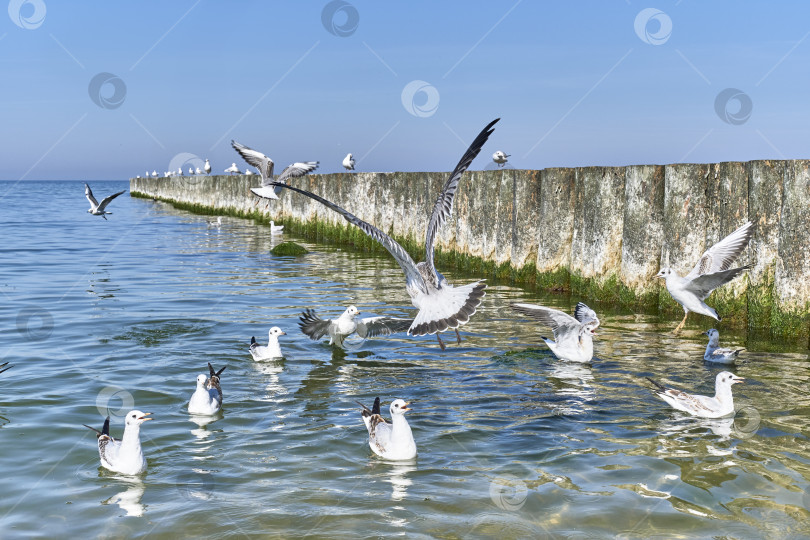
656;221;753;333
85;183;126;220
231;140;319;202
511;302;600;363
299;306;412;348
271;119;499;349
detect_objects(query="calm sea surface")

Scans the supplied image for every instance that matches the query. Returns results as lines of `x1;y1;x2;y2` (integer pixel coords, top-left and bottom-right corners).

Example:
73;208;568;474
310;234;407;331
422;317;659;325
1;180;809;539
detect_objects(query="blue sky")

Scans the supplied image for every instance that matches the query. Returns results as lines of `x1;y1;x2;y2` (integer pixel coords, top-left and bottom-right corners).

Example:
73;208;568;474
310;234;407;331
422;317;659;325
2;1;809;180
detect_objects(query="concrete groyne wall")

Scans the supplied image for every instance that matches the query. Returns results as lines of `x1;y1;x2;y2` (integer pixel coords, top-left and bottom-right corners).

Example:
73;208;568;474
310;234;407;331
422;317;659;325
130;160;810;338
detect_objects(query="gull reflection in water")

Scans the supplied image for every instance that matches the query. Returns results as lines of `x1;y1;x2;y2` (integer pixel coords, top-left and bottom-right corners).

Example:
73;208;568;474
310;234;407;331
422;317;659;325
253;357;287;400
188;413;222;441
547;361;595;415
387;461;417;502
102;477;145;517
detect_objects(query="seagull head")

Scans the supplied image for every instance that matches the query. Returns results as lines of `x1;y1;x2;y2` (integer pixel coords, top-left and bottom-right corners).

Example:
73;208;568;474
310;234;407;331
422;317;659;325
705;328;720;344
390;399;411;416
717;371;744;387
345;305;359;319
125;410;153;427
269;326;286;339
655;268;673;280
196;374;208;387
582;320;599;337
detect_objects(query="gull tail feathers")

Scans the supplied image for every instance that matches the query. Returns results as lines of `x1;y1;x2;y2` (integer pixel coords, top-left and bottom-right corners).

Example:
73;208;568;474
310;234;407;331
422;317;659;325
408;281;486;336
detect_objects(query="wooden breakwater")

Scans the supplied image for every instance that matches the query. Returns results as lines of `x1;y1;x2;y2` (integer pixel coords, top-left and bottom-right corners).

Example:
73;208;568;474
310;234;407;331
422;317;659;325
131;159;810;339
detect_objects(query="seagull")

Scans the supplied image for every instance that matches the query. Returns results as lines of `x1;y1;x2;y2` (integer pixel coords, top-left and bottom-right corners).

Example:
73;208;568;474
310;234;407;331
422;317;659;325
299;306;413;348
358;397;417;460
204;159;211;175
224;163;241;175
343;153;355;171
231;140;319;201
207;216;222;227
151;170;158;178
83;411;152;475
249;327;286;360
511;302;600;363
703;329;744;364
85;183;126;220
0;362;12;375
492;150;510;167
188;166;194;175
177;167;183;176
269;221;284;234
656;221;753;333
647;371;744;418
271;119;499;349
244;169;253;176
188;363;226;415
195;167;202;175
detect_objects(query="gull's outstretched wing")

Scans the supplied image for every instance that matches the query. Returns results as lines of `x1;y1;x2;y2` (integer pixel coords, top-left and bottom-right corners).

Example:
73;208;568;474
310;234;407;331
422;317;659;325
424;118;499;283
685;266;751;300
511;302;580;342
231;140;274;183
573;302;599;328
85;183;99;209
686;221;753;280
271;182;425;292
274;161;319;195
356;316;414;339
97;190;126;212
299;309;334;341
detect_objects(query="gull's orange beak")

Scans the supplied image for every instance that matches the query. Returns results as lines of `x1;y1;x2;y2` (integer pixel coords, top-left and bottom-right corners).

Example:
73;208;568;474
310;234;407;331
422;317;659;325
401;402;412;411
139;413;153;421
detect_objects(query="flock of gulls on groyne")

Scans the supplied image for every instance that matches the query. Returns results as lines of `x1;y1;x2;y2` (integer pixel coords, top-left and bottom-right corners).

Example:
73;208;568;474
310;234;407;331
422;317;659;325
45;117;757;474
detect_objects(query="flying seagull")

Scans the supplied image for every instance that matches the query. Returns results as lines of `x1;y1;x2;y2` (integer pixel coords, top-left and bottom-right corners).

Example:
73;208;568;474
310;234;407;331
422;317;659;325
492;150;510;167
647;371;744;418
299;306;413;348
343;153;355;171
656;221;753;333
703;328;744;365
231;140;319;201
271;118;499;349
249;327;286;360
83;411;152;475
188;363;226;415
85;183;126;220
357;397;417;460
511;302;600;363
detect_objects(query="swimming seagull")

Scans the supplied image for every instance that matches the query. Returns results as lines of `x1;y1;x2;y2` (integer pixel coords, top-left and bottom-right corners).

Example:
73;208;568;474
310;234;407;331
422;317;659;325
249;327;286;360
271;119;499;349
188;363;226;415
357;397;417;460
343;153;355;171
299;306;413;348
269;221;284;234
647;371;744;418
83;411;152;475
207;216;222;227
85;183;126;220
204;158;211;175
224;163;241;175
703;329;744;365
492;150;510;167
231;140;319;201
511;302;600;363
656;221;753;333
0;362;12;375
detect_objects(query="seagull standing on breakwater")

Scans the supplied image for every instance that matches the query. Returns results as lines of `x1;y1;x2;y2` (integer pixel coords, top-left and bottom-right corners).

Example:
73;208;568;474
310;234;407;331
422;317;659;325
511;302;600;362
343;153;355;170
231;140;319;201
83;411;152;475
204;159;211;175
224;163;241;175
358;397;417;460
492;150;510;167
270;119;499;349
656;221;753;333
299;306;413;348
647;371;744;418
85;183;126;220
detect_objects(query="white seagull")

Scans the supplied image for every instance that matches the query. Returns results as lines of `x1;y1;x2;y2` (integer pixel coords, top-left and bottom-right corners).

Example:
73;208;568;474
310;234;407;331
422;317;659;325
703;329;744;364
177;167;183;176
343;153;355;171
492;150;510;167
204;158;211;175
231;140;319;201
657;221;753;333
151;170;158;177
647;371;744;418
271;119;499;349
244;169;253;176
207;216;222;227
188;363;226;415
269;221;284;235
358;397;417;460
249;327;286;360
511;302;600;363
83;411;152;475
85;183;126;220
299;306;413;348
224;163;241;175
195;167;202;175
188;166;194;175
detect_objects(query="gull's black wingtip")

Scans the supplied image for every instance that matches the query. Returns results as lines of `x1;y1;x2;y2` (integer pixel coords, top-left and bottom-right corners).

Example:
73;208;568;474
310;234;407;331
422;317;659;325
102;416;111;436
371;397;381;415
